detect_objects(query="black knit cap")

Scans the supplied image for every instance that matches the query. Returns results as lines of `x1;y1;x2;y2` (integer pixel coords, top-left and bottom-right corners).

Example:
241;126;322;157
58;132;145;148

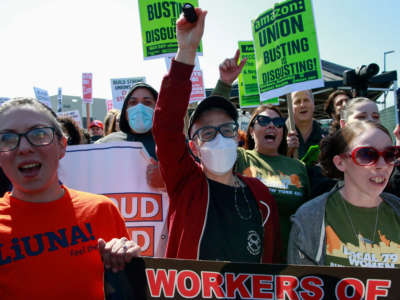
188;96;238;139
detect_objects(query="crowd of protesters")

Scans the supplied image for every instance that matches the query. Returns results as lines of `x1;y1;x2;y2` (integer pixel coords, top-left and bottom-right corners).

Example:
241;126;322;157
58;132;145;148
1;4;400;298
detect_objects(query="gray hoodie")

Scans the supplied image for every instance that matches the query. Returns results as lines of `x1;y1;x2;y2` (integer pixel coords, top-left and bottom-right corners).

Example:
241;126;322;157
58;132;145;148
287;187;400;265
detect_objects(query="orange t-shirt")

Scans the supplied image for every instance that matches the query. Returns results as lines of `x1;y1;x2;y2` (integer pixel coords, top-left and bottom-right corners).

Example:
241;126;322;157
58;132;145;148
0;186;129;300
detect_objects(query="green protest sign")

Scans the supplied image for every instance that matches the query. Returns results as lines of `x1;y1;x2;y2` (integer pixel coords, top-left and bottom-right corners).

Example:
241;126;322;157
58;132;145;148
238;86;259;108
239;83;279;107
238;41;258;96
238;41;279;107
138;0;202;59
262;96;280;105
252;0;323;100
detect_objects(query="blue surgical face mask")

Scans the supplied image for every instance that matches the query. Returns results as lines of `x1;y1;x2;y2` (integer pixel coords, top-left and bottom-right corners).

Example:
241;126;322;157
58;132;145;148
127;103;154;134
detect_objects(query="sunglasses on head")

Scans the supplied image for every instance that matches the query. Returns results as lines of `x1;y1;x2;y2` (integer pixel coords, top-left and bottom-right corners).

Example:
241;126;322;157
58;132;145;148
254;115;285;128
341;146;400;166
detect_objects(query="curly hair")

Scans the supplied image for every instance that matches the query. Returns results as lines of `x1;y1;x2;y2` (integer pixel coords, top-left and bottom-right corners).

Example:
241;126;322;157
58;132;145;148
104;109;120;136
80;128;91;144
319;121;392;179
58;116;82;145
245;104;288;155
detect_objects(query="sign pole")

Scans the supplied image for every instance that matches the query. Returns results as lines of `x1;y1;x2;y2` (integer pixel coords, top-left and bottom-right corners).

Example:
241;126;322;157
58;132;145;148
57;87;63;112
82;72;93;129
393;80;399;125
286;93;298;159
86;103;91;129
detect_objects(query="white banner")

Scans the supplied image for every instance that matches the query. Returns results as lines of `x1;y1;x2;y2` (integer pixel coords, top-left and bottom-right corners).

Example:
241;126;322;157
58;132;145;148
57;110;83;128
59;141;169;257
110;77;146;110
33;87;52;108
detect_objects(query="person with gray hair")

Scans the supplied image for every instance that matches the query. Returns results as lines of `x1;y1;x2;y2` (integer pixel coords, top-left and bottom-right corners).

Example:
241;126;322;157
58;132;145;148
289;90;327;159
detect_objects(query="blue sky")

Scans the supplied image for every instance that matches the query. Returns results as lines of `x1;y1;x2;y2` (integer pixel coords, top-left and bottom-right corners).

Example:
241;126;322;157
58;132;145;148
0;0;398;106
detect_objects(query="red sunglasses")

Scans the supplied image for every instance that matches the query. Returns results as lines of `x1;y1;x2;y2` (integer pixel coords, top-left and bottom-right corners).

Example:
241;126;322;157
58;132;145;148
341;146;400;166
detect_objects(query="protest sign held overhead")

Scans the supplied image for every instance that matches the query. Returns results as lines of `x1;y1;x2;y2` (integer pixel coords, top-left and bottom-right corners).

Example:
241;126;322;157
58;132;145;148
106;99;113;111
238;87;279;108
33;87;52;108
165;55;204;103
164;54;201;72
238;41;279;107
238;41;259;108
252;0;324;100
238;41;258;97
82;73;93;104
138;0;202;59
239;86;260;108
189;69;206;103
110;77;146;110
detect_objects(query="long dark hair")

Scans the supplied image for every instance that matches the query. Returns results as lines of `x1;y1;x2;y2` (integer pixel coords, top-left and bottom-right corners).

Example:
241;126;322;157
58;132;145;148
245;104;288;155
58;116;82;145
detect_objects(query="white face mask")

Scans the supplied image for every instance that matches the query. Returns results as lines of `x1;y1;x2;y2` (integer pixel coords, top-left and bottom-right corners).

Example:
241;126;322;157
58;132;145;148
199;133;238;175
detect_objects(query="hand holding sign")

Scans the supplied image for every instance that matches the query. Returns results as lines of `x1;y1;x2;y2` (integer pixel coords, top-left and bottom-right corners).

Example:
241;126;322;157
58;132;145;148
98;237;141;273
176;7;207;65
286;130;299;157
219;49;248;85
146;158;166;190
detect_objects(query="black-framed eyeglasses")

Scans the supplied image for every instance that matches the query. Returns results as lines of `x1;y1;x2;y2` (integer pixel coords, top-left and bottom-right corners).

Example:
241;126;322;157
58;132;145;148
191;122;238;142
254;115;285;128
0;127;56;152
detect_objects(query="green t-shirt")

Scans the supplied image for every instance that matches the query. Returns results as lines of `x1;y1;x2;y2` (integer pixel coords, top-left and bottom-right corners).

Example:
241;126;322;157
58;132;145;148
236;148;310;261
325;190;400;268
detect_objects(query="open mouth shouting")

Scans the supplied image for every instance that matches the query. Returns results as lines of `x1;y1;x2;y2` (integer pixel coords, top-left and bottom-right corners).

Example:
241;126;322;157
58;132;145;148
264;133;277;143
